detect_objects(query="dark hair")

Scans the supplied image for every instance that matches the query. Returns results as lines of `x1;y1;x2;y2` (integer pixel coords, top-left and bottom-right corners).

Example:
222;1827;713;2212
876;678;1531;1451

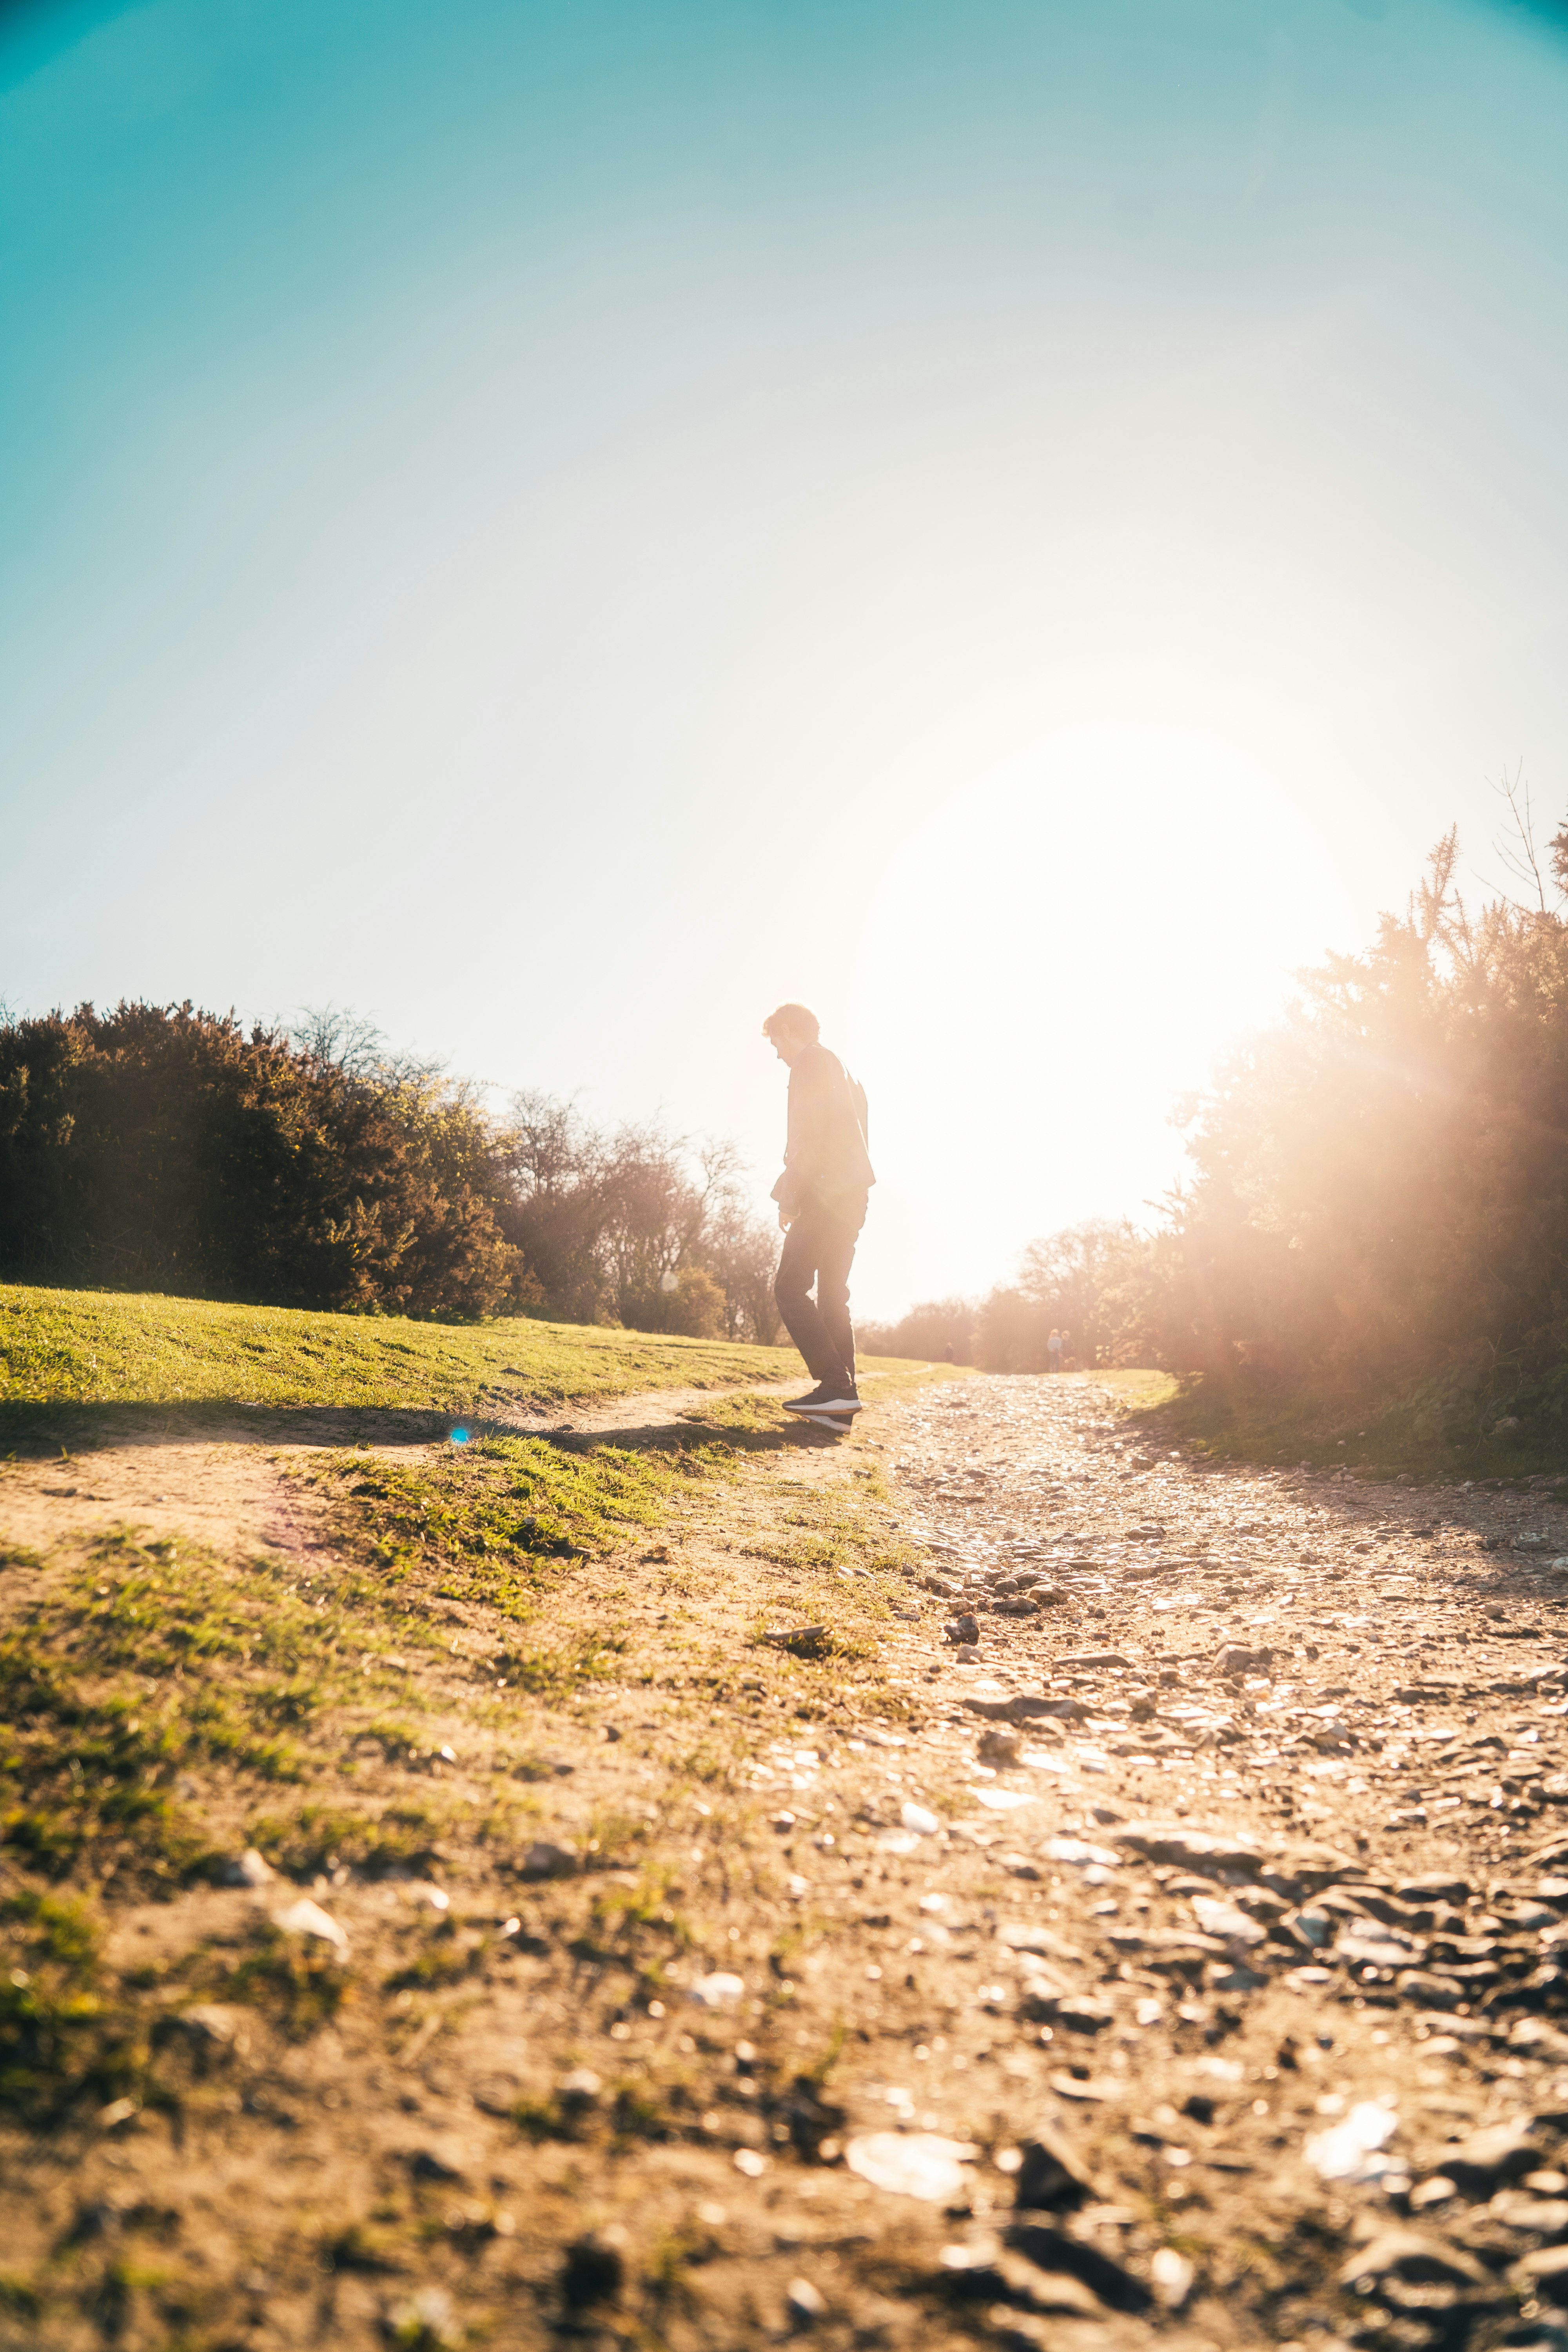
762;1002;820;1044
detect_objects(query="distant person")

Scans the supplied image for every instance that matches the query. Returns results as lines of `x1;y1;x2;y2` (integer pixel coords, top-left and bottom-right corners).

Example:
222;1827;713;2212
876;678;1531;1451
764;1003;875;1418
1048;1327;1062;1374
942;1341;955;1363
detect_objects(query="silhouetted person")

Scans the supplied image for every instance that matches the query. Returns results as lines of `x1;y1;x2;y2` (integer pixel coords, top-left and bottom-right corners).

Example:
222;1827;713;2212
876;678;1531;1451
764;1003;875;1416
1048;1327;1062;1374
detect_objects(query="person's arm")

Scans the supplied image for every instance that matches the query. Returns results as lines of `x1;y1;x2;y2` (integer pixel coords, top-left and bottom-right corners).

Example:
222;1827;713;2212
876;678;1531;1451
771;1053;835;1219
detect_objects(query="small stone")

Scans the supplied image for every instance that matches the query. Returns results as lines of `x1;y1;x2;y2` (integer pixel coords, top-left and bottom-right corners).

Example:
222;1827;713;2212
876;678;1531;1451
385;2288;459;2349
1399;1971;1463;2010
1214;1644;1273;1677
471;2074;522;2117
1490;2190;1568;2236
407;2147;468;2181
1013;2122;1097;2211
846;2131;978;2201
1336;1927;1423;1970
978;1728;1021;1766
766;1625;831;1659
1339;2229;1491;2294
221;1848;275;1888
1437;2118;1543;2190
998;1923;1081;1960
785;2278;827;2325
272;1897;348;1955
1150;2248;1195;2310
1306;2101;1399;2184
557;2068;603;2106
1512;2245;1568;2301
1047;1996;1117;2036
1399;1873;1475;1904
520;1840;577;1881
900;1802;942;1836
165;2003;248;2053
1409;2177;1457;2210
1047;2069;1118;2099
945;1614;981;1646
1110;1822;1262;1875
690;1973;746;2009
1191;1896;1265;1946
1512;2020;1568;2062
561;2225;628;2309
1044;1837;1120;1870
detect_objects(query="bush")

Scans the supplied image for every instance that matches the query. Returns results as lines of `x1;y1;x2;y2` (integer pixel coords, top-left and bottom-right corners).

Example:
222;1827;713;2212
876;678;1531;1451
969;811;1568;1401
1139;826;1568;1386
0;1002;533;1320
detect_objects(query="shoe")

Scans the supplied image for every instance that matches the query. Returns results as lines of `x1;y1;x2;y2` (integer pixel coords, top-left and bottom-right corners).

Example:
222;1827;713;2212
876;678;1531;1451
783;1383;862;1416
793;1409;855;1434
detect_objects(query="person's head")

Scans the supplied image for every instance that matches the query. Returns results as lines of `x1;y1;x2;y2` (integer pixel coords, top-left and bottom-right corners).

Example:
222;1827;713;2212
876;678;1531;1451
762;1002;820;1064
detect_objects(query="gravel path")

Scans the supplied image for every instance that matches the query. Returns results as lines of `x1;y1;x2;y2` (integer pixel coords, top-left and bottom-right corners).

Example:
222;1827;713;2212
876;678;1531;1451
12;1366;1568;2350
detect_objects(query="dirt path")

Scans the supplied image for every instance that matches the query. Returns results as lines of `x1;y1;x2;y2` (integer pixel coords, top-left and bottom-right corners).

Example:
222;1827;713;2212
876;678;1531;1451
8;1369;1568;2351
0;1379;803;1560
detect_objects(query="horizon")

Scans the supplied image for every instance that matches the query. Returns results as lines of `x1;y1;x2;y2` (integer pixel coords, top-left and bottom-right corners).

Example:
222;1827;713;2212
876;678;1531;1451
6;0;1568;1320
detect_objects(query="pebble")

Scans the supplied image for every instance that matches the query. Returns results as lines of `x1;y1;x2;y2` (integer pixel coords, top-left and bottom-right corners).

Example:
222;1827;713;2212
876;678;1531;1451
1305;2100;1399;2184
220;1847;275;1888
689;1972;746;2009
272;1897;348;1955
845;2131;978;2201
785;2278;827;2323
520;1840;578;1881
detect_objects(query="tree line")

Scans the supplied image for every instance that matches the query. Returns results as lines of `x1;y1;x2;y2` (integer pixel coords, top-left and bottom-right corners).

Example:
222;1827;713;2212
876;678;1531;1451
867;795;1568;1421
0;1002;780;1338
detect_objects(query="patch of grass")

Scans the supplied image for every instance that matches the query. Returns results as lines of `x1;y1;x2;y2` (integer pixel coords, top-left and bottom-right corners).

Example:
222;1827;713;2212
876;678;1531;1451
1091;1368;1179;1409
385;1918;489;1992
244;1799;454;1879
492;1630;628;1702
1140;1363;1568;1483
0;1280;799;1414
0;1537;307;1884
0;1889;144;2123
196;1921;353;2037
330;1432;743;1603
0;2274;42;2320
0;1530;439;1888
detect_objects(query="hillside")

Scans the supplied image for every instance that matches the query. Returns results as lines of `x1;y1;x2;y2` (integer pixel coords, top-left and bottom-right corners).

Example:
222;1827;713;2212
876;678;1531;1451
0;1282;795;1426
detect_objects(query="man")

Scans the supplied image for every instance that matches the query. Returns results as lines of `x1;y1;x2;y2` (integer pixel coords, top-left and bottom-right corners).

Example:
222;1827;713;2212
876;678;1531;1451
763;1003;875;1417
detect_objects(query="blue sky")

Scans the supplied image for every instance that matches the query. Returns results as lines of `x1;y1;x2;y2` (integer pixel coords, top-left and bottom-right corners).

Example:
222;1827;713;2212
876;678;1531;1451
5;0;1568;1316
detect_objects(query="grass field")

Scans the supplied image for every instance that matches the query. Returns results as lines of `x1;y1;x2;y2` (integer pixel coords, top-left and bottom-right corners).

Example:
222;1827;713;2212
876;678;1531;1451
0;1283;795;1415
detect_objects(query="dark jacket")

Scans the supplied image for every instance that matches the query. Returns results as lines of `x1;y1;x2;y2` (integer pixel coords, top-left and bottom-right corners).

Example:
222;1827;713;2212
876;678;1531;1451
770;1044;876;1225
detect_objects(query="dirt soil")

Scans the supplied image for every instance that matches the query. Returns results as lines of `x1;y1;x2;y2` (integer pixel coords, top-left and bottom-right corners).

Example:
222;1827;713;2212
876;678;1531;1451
7;1371;1568;2352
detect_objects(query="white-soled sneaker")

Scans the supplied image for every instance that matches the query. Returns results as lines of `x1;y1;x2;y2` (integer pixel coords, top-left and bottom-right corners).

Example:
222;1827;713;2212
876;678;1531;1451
783;1383;861;1416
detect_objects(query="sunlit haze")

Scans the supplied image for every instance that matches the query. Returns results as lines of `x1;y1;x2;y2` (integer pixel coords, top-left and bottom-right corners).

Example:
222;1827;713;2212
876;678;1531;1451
5;0;1568;1318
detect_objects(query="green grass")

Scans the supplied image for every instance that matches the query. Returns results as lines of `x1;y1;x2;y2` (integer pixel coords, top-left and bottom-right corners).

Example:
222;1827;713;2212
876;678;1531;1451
1135;1363;1568;1484
0;1530;347;1886
0;1281;794;1414
331;1429;740;1596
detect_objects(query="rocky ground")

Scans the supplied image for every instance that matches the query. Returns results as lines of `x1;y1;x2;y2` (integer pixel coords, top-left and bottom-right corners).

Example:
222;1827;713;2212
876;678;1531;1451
5;1369;1568;2351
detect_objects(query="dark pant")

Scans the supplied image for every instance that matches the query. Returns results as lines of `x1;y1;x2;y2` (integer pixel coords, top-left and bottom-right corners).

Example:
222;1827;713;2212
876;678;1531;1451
775;1208;861;1389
